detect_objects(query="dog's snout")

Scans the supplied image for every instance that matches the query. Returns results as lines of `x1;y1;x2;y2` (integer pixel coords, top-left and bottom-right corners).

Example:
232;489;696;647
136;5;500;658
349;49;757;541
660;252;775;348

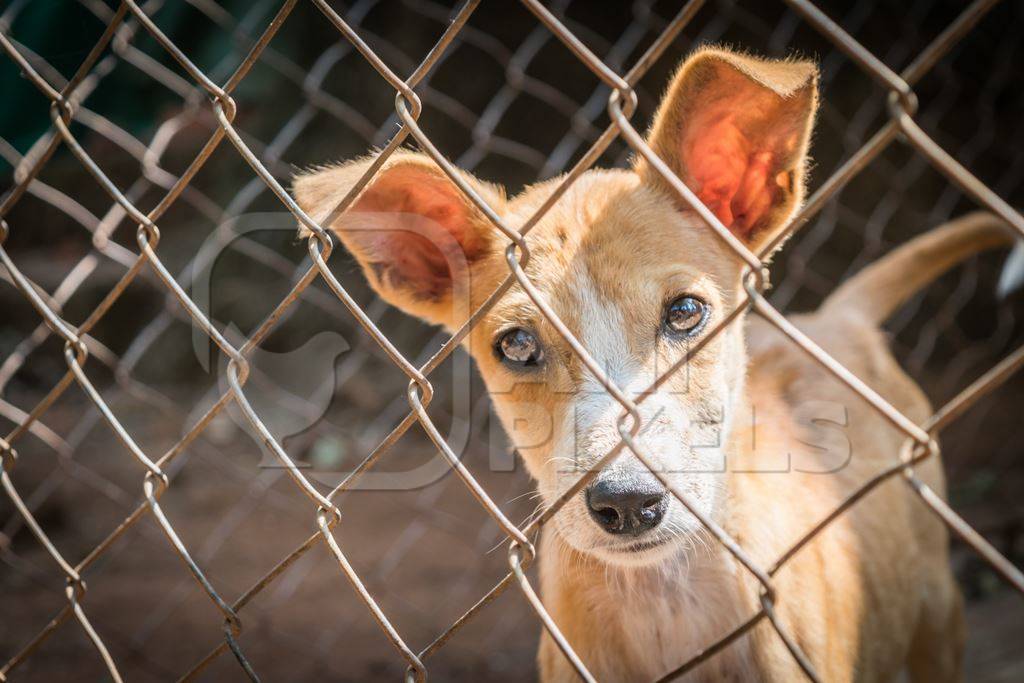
586;477;668;536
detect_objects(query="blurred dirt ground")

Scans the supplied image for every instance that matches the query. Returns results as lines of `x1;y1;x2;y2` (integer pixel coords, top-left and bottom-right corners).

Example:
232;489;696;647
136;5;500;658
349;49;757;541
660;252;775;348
1;351;1021;681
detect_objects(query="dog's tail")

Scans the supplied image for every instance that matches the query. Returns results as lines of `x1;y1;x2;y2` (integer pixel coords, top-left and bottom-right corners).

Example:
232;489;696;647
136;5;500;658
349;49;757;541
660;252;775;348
820;211;1016;326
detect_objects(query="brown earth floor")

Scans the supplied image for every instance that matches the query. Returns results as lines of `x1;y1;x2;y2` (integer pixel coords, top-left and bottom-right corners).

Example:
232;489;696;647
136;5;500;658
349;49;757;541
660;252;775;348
2;390;1022;682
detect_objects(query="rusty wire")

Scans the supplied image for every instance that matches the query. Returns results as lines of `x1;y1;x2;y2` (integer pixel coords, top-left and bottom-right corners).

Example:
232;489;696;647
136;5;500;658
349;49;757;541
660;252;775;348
0;0;1022;681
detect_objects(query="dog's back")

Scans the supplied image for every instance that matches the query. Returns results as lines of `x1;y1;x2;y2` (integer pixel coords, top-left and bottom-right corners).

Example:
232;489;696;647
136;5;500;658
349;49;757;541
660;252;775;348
739;212;1013;681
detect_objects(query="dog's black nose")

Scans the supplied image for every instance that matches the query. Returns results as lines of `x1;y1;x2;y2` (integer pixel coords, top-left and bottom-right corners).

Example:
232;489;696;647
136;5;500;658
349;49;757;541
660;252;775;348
586;477;668;535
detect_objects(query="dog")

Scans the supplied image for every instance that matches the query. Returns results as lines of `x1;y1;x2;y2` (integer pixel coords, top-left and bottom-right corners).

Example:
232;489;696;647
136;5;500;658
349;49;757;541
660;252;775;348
295;47;1012;682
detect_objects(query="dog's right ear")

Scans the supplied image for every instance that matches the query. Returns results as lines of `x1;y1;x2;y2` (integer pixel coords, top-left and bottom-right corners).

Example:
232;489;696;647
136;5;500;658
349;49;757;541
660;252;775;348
637;47;819;254
294;151;505;327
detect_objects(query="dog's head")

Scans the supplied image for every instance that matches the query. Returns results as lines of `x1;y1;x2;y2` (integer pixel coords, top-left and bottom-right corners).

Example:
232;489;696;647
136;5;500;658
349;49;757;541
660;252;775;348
296;48;818;567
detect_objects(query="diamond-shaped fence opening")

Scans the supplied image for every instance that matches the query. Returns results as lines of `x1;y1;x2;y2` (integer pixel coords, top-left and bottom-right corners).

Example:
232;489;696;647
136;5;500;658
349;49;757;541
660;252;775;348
1;0;1022;681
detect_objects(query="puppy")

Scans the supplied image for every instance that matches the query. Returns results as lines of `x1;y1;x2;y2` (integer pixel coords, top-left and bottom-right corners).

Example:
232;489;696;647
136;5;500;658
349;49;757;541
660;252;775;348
296;48;1008;682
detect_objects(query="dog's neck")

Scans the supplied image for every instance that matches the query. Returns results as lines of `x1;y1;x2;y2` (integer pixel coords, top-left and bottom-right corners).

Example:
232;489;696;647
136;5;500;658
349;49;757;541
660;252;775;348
540;530;757;681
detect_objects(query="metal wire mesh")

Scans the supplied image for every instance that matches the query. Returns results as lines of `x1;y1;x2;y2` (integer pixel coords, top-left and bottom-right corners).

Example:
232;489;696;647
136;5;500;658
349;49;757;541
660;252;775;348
1;0;1022;680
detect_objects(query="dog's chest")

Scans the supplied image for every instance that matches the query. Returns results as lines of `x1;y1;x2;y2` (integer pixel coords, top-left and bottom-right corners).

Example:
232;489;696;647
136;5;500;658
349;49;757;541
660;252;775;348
584;563;760;682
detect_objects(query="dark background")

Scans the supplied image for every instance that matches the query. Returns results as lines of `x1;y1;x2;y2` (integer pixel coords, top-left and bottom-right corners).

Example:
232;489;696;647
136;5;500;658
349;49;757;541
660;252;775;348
1;0;1022;680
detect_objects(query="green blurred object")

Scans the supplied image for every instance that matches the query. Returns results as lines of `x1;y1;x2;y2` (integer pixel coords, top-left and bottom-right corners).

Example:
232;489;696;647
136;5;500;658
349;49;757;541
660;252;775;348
0;0;250;172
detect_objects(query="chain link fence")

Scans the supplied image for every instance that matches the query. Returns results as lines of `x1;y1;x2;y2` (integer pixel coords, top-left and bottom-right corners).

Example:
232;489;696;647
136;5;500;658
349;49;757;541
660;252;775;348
1;0;1022;680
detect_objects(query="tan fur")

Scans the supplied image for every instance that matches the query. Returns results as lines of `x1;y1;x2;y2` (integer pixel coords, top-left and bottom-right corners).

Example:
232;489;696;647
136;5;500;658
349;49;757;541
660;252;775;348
292;48;1008;682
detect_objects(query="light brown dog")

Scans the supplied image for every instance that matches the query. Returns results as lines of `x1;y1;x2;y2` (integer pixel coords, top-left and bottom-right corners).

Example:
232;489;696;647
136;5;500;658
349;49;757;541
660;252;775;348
295;47;1011;682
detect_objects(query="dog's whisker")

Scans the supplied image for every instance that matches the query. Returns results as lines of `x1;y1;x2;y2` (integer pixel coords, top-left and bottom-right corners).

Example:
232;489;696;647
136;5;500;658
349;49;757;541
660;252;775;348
504;489;544;505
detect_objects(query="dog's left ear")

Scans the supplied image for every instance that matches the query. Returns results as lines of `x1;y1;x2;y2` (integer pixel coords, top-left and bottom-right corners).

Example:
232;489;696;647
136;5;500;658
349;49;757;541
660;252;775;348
637;47;818;253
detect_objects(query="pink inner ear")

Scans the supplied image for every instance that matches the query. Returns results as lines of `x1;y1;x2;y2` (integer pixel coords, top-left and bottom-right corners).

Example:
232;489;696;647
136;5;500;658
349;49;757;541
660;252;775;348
685;115;779;238
347;167;480;298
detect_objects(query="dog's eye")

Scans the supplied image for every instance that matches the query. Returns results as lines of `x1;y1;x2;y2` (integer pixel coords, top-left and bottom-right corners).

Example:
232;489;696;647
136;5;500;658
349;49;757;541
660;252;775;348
497;328;544;367
664;295;708;336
